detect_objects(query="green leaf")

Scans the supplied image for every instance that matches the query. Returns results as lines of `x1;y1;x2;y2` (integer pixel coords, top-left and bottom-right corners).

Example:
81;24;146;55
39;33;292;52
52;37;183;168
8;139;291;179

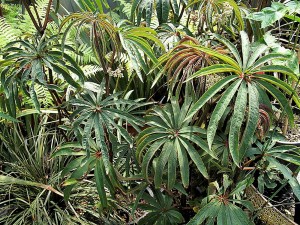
231;176;254;196
167;149;177;189
207;79;242;149
256;79;294;124
229;81;247;165
240;31;250;71
187;64;240;81
218;0;244;30
52;64;81;88
248;53;286;71
154;141;173;188
272;153;300;166
0;111;20;122
186;75;237;121
51;148;86;158
187;201;221;225
180;138;209;179
176;139;189;188
213;33;242;67
141;139;165;182
246;44;268;69
228;203;253;224
62;178;79;186
95;159;108;208
157;0;170;24
191;45;241;69
0;175;63;197
255;75;300;108
258;65;297;80
239;83;259;159
267;157;300;200
61;157;85;177
249;2;287;28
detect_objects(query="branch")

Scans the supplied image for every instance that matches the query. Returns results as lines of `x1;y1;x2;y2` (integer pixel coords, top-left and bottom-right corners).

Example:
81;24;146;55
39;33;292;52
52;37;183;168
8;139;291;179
21;0;42;33
42;0;53;31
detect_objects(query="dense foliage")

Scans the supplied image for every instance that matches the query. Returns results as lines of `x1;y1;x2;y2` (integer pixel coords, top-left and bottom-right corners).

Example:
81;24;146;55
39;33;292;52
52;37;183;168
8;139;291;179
0;0;300;224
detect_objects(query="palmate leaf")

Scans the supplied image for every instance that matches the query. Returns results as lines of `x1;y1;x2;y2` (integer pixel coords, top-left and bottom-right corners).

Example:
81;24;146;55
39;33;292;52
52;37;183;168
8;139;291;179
138;99;209;189
187;31;299;164
1;36;84;114
137;191;184;225
187;198;253;225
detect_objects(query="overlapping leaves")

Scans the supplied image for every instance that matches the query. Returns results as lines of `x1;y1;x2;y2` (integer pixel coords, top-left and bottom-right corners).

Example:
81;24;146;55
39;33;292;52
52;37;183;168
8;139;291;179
0;35;84;113
70;81;144;164
185;31;300;166
137;98;211;189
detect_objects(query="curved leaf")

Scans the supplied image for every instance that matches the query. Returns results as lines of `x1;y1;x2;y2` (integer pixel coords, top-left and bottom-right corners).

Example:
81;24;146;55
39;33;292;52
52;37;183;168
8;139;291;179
239;83;260;159
186;75;237;121
229;81;247;165
207;79;242;149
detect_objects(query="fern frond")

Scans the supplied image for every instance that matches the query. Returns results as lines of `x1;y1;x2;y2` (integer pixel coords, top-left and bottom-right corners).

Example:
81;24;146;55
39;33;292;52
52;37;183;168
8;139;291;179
82;65;102;78
71;44;97;65
0;18;18;49
23;84;54;108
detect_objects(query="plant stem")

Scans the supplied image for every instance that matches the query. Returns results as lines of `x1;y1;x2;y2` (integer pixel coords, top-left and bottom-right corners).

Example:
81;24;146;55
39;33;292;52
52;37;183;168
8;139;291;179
42;0;53;31
32;0;43;28
21;0;42;34
92;22;110;96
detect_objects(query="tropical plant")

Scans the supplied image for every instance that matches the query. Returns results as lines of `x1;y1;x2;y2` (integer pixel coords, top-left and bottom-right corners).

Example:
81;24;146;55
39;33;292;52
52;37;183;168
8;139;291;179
137;190;184;225
1;0;300;224
0;115;83;225
249;1;300;29
187;174;254;225
153;35;221;99
54;80;144;206
131;0;185;26
185;31;300;166
0;34;84;114
137;98;210;189
186;0;244;34
244;136;300;200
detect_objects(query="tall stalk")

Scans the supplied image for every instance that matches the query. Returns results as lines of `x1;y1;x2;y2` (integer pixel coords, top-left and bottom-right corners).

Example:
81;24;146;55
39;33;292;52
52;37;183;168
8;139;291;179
21;0;53;35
